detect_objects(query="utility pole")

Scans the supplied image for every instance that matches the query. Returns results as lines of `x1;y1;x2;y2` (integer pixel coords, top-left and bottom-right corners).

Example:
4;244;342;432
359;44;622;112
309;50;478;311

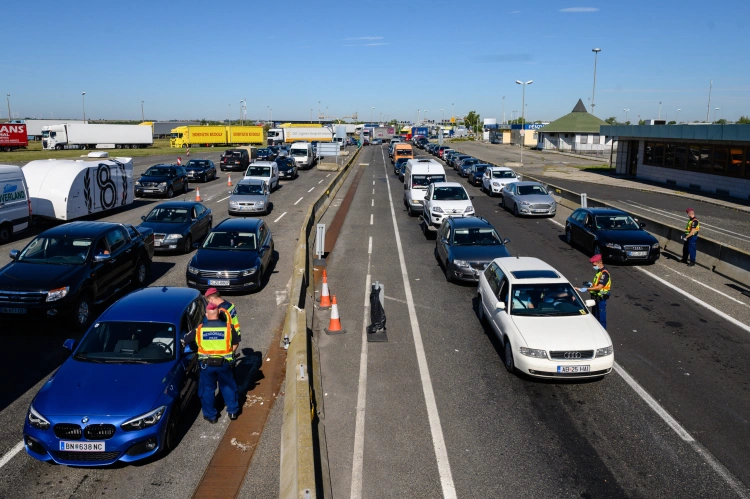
706;80;713;123
515;79;533;164
141;101;144;121
676;108;681;123
591;48;601;115
6;94;10;123
502;96;505;124
658;101;662;120
82;92;87;122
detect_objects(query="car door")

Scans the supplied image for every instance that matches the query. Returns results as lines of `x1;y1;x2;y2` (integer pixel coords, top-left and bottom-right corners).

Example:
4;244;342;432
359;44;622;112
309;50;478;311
177;298;203;411
104;227;133;290
480;263;501;334
436;221;451;265
193;204;210;239
423;184;433;216
482;169;490;190
258;222;272;271
568;210;584;245
91;236;119;299
490;270;510;336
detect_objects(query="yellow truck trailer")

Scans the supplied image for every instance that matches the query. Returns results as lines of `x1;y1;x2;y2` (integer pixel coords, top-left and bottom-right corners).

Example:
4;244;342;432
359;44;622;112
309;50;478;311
227;126;264;145
170;126;264;148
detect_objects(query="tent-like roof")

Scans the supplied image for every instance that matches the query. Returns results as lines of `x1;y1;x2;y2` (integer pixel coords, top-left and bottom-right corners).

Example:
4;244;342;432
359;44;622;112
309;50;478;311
540;99;607;134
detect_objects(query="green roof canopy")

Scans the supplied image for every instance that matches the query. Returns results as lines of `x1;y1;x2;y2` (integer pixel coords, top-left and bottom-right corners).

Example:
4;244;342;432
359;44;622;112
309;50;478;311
540;99;607;134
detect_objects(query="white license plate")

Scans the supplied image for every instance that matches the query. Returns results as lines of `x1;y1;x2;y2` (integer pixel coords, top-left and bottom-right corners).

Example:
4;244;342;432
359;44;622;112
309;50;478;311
154;241;161;246
59;441;105;452
532;209;548;213
1;307;26;314
144;189;156;193
209;280;230;286
557;365;590;373
627;251;648;257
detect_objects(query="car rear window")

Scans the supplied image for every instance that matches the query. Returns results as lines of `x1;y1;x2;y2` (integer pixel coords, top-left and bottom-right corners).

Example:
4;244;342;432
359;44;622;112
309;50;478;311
510;270;560;279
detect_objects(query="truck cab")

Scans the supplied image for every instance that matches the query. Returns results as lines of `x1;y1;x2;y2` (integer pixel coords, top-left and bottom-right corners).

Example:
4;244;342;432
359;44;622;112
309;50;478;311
41;125;67;150
267;128;284;145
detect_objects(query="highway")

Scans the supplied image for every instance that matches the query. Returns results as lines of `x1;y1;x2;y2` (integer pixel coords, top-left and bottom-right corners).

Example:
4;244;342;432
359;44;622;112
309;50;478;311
318;144;750;498
0;150;338;498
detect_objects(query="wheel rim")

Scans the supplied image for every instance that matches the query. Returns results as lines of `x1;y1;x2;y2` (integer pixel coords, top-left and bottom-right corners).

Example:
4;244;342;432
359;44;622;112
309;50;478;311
137;263;147;284
168;188;173;198
78;300;90;325
566;230;572;244
0;228;10;241
505;342;513;369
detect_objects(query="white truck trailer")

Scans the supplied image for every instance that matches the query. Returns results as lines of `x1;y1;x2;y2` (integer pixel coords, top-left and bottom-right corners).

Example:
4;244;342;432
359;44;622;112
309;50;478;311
42;124;153;150
267;127;333;145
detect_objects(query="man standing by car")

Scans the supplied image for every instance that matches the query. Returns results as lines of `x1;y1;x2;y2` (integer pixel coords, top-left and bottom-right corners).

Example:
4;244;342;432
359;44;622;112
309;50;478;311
579;254;611;329
184;303;240;423
682;208;700;267
205;288;241;341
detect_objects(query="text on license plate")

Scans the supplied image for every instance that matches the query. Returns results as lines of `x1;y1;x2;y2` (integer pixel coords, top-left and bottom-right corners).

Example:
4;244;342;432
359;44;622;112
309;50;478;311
60;441;105;452
557;365;590;373
532;209;548;213
627;251;648;257
1;307;26;314
154;241;161;246
209;280;230;286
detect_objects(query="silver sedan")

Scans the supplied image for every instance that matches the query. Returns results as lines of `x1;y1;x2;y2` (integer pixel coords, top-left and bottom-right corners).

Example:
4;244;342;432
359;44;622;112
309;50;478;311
228;179;271;216
500;181;557;217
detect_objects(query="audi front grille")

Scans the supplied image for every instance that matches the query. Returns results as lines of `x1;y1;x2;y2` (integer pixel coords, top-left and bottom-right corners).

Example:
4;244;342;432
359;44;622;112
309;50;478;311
549;350;594;360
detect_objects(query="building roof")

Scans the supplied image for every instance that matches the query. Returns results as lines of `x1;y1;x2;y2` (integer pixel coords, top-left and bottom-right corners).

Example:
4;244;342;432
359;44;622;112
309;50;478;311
601;124;750;142
539;99;607;134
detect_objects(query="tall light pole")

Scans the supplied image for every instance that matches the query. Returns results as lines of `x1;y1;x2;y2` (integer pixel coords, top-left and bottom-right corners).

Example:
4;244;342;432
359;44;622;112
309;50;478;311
270;107;273;122
623;109;629;123
706;80;712;123
658;101;662;120
502;96;505;124
714;107;720;122
441;109;444;123
451;103;454;122
515;79;532;163
424;110;427;123
310;108;313;122
591;48;601;115
318;101;321;124
239;100;243;125
6;94;10;123
141;100;145;121
371;106;374;123
676;108;681;123
81;92;86;122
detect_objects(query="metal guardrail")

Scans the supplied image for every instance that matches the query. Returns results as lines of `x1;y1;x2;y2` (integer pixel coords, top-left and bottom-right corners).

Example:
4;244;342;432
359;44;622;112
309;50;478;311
279;146;362;499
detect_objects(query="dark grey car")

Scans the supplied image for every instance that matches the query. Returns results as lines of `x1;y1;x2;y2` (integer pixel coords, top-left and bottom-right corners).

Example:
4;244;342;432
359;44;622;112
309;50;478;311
500;181;557;217
435;216;511;283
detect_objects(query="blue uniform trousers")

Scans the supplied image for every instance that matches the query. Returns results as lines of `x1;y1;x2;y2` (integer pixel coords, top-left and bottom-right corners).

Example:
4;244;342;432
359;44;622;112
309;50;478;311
682;236;697;263
593;298;607;329
198;362;239;419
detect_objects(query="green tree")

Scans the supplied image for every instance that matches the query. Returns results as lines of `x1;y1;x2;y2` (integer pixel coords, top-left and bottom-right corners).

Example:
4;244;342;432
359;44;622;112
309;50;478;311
463;111;481;133
605;116;619;125
509;117;527;125
638;119;647;125
738;115;750;124
667;120;677;125
714;118;728;125
388;119;399;126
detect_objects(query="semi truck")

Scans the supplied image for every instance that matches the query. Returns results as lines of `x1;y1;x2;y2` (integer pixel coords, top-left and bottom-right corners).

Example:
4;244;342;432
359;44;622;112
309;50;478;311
42;124;153;150
364;126;396;142
0;123;28;151
411;127;428;140
267;127;333;145
169;125;264;148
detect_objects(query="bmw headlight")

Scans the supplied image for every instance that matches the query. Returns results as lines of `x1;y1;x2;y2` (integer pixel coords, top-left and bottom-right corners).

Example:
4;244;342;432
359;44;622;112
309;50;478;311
453;260;470;268
605;243;622;249
241;267;257;276
158;182;167;187
652;242;660;248
121;405;166;432
135;181;142;187
188;266;199;275
46;286;69;302
519;347;547;359
432;206;444;213
28;405;50;430
464;206;474;213
595;345;613;357
165;234;183;240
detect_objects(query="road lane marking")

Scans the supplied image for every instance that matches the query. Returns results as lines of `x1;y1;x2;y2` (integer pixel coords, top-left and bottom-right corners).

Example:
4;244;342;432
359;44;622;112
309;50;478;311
319;179;324;184
215;196;230;203
368;236;372;254
370;214;373;225
372;189;375;195
380;147;457;498
548;218;564;228
327;173;331;177
273;212;287;223
658;264;750;307
373;181;375;185
294;197;304;205
0;440;23;470
308;187;315;193
371;199;374;207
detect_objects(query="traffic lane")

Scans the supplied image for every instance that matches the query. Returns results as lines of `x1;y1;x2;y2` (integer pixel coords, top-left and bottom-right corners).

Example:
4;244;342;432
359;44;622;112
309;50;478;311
0;166;330;498
386;164;736;497
447;165;750;490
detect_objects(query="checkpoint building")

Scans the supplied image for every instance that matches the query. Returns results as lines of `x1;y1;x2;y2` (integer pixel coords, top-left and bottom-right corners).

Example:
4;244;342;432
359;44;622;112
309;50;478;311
537;99;610;156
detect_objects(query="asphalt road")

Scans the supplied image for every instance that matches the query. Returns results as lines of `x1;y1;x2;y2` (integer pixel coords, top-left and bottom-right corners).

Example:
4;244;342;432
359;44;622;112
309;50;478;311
318;144;750;498
0;148;341;497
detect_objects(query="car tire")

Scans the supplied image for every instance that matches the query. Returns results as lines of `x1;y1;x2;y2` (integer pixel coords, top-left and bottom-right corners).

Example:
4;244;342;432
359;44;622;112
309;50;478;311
164;404;181;453
477;296;486;323
513;204;519;217
503;338;515;373
183;235;192;254
565;228;573;245
183;181;189;194
133;259;149;288
0;223;12;244
72;293;92;331
499;195;505;209
167;186;174;198
444;260;453;283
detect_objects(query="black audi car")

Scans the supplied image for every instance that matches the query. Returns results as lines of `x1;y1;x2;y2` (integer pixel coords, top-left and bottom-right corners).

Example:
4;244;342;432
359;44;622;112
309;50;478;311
565;207;660;263
435;216;511;283
138;201;213;254
135;164;188;198
184;159;217;182
186;218;274;292
276;156;298;180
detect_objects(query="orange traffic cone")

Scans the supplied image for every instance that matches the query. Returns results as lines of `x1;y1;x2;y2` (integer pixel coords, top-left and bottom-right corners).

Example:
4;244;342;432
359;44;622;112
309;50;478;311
319;269;331;308
324;295;346;335
195;187;202;202
177;157;182;166
227;174;232;186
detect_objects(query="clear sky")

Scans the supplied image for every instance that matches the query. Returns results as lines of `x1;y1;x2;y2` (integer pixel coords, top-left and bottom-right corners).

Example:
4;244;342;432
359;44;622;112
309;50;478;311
4;0;749;124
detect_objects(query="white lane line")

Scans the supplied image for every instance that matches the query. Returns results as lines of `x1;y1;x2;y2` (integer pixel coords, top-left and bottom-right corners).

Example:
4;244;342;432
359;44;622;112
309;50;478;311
368;236;372;254
308;187;315;193
327;173;331;177
371;199;374;207
548;218;564;228
370;214;373;225
273;211;287;223
0;440;24;470
373;181;375;185
659;264;750;307
372;189;375;195
381;147;457;498
634;267;750;334
215;196;230;203
319;179;324;184
294;197;304;205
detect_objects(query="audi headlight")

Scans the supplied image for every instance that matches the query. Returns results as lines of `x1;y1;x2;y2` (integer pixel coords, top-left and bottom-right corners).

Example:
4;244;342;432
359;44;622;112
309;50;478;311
241;267;257;276
605;243;622;249
188;266;199;275
595;345;613;357
453;260;470;268
165;234;183;240
46;286;69;302
652;242;660;248
432;206;444;213
519;347;547;359
28;405;50;430
121;405;166;432
464;206;474;213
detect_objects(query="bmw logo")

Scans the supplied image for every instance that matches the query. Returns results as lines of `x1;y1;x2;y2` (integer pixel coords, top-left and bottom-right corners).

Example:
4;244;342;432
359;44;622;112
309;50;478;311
81;417;89;424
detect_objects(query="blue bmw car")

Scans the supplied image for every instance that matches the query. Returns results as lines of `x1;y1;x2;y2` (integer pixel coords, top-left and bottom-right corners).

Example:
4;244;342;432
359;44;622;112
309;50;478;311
23;287;204;466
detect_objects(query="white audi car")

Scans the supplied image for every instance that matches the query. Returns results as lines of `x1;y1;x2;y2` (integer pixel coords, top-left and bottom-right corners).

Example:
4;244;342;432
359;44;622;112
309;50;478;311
477;256;614;379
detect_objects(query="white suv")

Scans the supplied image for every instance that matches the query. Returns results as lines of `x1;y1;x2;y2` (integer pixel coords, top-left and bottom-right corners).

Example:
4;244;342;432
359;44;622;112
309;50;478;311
482;166;520;197
422;181;475;227
477;256;614;379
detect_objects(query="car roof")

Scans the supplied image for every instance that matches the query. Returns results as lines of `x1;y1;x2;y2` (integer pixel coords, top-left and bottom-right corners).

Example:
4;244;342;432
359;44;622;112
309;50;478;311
42;221;122;238
249;161;275;166
98;286;200;324
514;181;544;187
215;217;262;230
432;181;464;188
449;216;494;229
578;207;629;215
237;178;265;185
151;201;199;208
489;166;514;171
148;163;179;168
493;257;567;283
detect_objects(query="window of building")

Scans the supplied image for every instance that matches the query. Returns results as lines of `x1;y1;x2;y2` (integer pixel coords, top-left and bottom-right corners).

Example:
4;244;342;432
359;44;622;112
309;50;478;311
581;135;588;144
713;147;728;173
593;135;601;145
728;148;744;177
653;143;665;166
699;146;713;171
644;142;665;166
743;148;750;178
665;144;676;167
687;144;700;170
674;145;687;169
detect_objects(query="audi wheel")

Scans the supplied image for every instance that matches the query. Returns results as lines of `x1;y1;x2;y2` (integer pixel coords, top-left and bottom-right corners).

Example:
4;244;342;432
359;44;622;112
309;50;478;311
503;338;515;373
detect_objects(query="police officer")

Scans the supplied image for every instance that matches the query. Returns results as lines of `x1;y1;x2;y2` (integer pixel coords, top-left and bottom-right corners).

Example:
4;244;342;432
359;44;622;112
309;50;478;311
681;208;700;267
205;288;241;341
184;303;240;423
579;254;611;329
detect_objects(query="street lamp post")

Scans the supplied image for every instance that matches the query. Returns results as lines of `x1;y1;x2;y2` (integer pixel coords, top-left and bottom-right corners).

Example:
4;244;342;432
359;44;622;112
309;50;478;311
452;103;454;122
318;101;321;124
623;109;629;123
141;101;144;121
81;92;86;122
515;79;533;164
658;101;662;120
502;96;505;124
676;108;681;123
591;48;601;115
440;109;444;124
6;94;10;123
714;107;720;122
371;106;374;123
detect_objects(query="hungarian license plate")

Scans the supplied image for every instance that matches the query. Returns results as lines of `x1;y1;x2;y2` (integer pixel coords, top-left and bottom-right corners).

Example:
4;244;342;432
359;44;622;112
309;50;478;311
1;307;26;314
627;251;648;257
154;241;161;247
59;441;105;452
144;189;156;193
532;209;547;213
557;365;590;373
209;280;230;286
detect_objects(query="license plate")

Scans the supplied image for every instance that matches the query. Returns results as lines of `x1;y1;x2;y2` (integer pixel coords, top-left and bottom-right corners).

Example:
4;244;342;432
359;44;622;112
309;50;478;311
154;241;161;247
144;189;156;193
59;441;105;452
1;307;26;314
627;251;648;257
557;365;590;373
209;280;230;286
532;209;547;213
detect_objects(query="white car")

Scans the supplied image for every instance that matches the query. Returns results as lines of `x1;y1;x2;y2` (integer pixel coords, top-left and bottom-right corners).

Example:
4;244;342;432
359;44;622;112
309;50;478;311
244;161;279;191
422;181;475;227
481;166;520;197
477;256;614;379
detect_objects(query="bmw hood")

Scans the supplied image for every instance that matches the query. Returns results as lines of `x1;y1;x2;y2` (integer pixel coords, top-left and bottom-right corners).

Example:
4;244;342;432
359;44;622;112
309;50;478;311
0;262;80;290
138;175;170;183
33;361;174;417
191;248;259;270
451;245;511;262
138;221;190;235
511;315;611;351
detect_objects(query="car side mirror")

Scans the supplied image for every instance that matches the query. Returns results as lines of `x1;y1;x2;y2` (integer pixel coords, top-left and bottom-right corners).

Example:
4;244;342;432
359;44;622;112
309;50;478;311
495;302;506;310
640;222;646;228
9;249;19;260
193;242;201;249
585;299;596;308
440;238;448;244
503;238;511;244
470;196;475;200
424;195;428;200
141;215;146;220
63;339;76;351
93;253;112;262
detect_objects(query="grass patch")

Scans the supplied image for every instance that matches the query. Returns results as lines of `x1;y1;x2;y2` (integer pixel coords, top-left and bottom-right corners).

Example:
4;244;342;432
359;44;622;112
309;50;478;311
570;164;611;172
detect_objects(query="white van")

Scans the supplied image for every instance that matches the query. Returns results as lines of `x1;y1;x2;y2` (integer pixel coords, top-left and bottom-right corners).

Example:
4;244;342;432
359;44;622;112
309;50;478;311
403;158;446;216
290;142;315;170
0;165;31;242
244;161;280;191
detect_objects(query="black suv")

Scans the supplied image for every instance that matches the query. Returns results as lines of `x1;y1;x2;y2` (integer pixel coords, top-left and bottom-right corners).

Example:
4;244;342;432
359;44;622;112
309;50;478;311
221;149;251;172
136;164;188;198
276;156;298;180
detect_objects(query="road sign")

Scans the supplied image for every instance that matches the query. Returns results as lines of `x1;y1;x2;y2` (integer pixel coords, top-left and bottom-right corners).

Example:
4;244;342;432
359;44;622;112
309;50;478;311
317;143;340;157
450;117;456;124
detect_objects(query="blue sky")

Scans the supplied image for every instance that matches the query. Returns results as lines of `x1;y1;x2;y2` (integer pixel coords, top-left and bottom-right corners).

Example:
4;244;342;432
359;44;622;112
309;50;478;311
4;0;750;123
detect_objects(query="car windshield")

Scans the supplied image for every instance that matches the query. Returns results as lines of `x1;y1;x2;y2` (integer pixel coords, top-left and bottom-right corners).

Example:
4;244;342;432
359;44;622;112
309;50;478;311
234;183;264;195
595;215;640;230
412;174;446;188
517;185;548;196
473;165;489;173
202;230;257;250
185;160;209;169
492;170;517;179
432;186;468;200
291;149;307;157
278;161;293;170
396;149;412;156
510;283;588;316
452;227;502;245
74;321;177;363
144;207;190;223
246;166;270;177
226;151;242;157
144;166;172;176
18;237;92;265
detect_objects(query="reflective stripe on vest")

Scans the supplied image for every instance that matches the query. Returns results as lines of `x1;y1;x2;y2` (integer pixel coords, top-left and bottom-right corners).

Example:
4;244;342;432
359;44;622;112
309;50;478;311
221;302;241;336
196;317;233;360
591;269;611;296
685;218;700;236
